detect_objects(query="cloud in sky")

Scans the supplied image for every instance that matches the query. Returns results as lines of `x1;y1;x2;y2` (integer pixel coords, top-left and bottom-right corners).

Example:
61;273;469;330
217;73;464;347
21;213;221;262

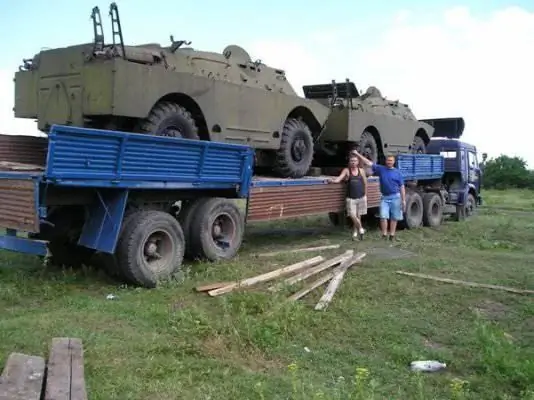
0;5;533;166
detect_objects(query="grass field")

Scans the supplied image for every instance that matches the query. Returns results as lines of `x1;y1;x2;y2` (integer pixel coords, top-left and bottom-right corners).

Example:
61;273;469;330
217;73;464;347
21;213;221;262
1;189;533;400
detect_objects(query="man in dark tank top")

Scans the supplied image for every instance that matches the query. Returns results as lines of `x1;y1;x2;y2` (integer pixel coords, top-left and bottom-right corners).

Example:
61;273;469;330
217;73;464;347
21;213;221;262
327;155;368;240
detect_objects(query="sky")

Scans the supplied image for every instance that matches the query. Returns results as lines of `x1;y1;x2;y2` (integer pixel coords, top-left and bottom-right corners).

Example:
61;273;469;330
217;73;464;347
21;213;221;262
1;0;533;166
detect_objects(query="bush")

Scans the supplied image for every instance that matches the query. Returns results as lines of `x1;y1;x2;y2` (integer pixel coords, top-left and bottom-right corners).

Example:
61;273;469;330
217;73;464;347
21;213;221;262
482;155;534;190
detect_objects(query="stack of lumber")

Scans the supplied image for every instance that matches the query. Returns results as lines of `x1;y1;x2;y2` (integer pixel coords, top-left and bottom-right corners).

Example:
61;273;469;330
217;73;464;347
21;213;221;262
0;337;87;400
196;248;366;310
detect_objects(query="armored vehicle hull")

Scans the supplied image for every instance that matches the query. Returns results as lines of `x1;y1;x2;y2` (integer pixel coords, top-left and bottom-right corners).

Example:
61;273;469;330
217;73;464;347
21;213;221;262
303;81;435;166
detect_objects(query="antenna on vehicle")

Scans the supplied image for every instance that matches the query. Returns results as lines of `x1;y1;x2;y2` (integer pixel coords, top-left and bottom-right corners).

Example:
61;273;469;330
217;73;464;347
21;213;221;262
109;2;126;59
90;6;105;53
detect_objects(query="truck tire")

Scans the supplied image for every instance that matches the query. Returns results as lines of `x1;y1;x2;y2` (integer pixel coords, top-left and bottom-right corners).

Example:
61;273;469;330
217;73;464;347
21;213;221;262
274;118;314;179
412;136;426;154
189;198;245;261
465;193;476;217
403;192;423;229
422;192;443;227
139;101;200;140
358;130;379;163
115;210;185;288
177;197;211;259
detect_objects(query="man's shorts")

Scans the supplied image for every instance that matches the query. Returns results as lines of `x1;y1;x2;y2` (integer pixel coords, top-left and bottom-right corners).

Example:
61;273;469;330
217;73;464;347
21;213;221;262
379;194;403;221
346;196;367;218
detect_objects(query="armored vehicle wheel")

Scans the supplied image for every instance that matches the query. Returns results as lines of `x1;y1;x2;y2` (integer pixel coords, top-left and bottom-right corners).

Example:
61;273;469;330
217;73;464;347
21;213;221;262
274;118;314;178
189;198;245;261
358;131;379;164
403;192;423;229
412;136;426;154
139;101;200;140
422;192;443;227
115;210;185;288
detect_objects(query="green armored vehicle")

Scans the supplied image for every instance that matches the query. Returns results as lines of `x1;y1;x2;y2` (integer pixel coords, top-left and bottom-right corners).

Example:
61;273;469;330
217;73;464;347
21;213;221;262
303;80;436;166
13;3;330;179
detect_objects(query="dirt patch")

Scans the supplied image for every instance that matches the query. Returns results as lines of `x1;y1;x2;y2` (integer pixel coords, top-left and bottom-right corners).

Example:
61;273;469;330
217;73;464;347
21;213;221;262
472;299;510;320
201;335;284;373
422;337;445;350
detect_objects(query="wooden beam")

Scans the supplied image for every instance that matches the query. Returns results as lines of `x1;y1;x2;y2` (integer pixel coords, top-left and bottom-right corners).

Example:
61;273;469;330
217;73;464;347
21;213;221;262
44;338;87;400
396;271;534;295
195;282;234;292
0;353;45;400
314;253;366;311
269;250;355;292
257;244;340;258
287;273;336;302
208;255;325;297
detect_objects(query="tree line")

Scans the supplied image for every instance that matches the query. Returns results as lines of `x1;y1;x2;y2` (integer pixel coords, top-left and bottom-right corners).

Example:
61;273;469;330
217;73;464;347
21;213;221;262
481;155;534;190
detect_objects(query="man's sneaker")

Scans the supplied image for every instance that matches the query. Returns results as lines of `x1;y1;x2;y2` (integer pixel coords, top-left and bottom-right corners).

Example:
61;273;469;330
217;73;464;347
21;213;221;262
359;228;365;240
352;231;359;240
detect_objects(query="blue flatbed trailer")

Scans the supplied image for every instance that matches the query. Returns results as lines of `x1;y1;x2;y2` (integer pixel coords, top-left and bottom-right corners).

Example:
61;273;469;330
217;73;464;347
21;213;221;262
0;125;473;288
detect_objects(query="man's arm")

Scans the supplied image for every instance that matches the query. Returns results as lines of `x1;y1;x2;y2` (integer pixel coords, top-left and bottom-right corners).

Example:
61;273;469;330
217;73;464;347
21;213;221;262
360;168;368;194
328;168;348;183
400;184;406;209
352;150;373;167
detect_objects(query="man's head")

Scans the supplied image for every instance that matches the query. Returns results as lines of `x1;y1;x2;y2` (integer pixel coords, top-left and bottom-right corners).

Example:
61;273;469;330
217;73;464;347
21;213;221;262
349;156;359;167
385;155;396;168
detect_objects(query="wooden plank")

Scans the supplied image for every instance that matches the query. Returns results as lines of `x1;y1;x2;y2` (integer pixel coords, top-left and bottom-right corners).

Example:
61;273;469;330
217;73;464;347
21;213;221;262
287;273;335;302
0;352;45;400
44;338;87;400
208;255;325;297
269;250;354;292
195;282;234;292
314;253;366;311
257;244;340;257
395;271;534;295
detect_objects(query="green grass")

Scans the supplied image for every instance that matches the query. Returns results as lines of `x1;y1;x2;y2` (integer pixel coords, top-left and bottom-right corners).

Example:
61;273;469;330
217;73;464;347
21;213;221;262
1;190;534;399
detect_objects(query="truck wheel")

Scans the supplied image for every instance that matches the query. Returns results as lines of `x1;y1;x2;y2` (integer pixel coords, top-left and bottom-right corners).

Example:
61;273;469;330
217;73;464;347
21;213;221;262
465;193;476;217
403;192;423;229
189;198;245;261
115;210;185;288
274;118;314;178
412;136;426;154
177;197;211;259
358;131;378;163
422;193;443;227
139;101;200;140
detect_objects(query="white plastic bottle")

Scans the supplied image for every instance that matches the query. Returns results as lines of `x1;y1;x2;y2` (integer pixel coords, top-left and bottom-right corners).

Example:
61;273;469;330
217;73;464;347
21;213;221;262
410;360;447;372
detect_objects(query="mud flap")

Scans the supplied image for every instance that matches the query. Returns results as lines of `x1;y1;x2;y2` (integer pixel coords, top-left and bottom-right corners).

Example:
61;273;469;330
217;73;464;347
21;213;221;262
78;189;129;254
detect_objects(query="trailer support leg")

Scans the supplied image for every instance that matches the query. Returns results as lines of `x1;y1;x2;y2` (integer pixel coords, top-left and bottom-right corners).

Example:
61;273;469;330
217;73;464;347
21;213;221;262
78;189;129;254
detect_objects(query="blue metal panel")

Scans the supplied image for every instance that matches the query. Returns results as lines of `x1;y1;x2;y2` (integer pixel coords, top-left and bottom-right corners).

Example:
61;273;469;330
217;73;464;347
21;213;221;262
396;154;444;181
78;189;129;254
44;125;255;196
0;234;48;256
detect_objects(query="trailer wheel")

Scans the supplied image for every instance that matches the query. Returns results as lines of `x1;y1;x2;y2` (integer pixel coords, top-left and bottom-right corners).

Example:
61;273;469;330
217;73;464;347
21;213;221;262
116;210;185;288
274;118;314;179
422;193;443;227
403;192;423;229
189;198;245;261
139;101;200;140
178;197;211;259
358;130;379;163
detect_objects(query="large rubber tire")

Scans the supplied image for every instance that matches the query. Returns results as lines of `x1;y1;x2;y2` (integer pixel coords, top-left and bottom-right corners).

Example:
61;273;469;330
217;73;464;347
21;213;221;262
465;193;476;218
358;130;379;164
189;198;245;261
412;135;426;154
139;101;200;139
177;197;211;259
274;118;314;179
403;192;423;229
422;192;443;227
115;210;185;288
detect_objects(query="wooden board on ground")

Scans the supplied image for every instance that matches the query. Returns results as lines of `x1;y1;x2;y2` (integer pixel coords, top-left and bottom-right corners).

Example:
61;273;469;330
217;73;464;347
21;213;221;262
0;352;45;400
396;271;534;295
195;282;234;292
44;338;87;400
208;255;325;297
314;253;367;311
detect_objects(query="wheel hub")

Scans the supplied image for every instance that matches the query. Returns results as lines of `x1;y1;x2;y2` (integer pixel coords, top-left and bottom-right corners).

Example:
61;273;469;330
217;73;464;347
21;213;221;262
211;214;235;250
291;137;307;162
142;230;174;273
